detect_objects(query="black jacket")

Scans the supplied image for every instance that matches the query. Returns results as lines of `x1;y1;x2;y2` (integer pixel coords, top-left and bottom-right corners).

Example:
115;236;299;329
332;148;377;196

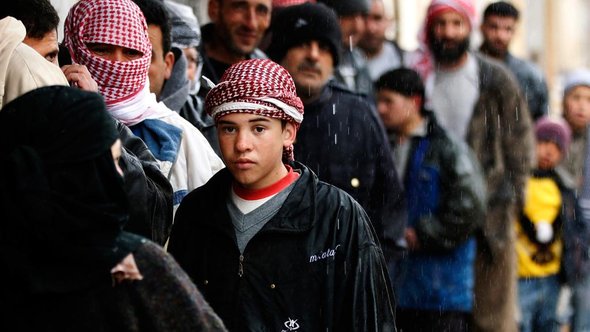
401;112;486;251
295;82;406;260
117;123;173;245
168;163;396;331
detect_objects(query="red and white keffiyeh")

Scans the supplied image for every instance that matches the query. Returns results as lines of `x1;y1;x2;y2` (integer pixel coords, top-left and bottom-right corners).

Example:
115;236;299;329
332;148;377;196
64;0;152;106
205;59;304;161
413;0;477;80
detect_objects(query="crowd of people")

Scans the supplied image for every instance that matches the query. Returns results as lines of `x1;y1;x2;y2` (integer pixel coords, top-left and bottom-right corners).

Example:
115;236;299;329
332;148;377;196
0;0;588;331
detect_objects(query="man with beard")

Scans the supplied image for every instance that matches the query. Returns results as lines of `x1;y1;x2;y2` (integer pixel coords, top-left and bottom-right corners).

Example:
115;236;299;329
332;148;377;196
480;1;548;121
412;1;534;331
199;0;271;85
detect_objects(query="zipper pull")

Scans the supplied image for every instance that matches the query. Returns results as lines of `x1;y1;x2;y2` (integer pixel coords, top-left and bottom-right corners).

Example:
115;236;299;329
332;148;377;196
238;254;244;277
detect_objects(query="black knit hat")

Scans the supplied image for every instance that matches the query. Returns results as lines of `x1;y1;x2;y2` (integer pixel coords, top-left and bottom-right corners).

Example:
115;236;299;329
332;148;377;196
267;2;342;65
317;0;370;16
375;68;425;100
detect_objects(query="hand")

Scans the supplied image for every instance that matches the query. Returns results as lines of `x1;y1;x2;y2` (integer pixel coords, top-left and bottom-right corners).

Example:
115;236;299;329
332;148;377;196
405;228;421;251
536;221;553;244
110;253;143;286
61;64;99;92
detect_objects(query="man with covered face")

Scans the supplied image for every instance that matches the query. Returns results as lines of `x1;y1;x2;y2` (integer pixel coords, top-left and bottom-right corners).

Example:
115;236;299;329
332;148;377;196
411;0;534;331
63;0;224;221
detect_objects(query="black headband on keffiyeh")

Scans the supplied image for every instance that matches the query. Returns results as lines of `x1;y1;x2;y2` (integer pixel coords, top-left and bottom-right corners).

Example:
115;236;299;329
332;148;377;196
0;86;144;294
205;59;304;161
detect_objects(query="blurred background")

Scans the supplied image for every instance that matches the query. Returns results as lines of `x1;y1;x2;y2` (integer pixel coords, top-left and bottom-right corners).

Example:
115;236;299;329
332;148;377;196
50;0;590;115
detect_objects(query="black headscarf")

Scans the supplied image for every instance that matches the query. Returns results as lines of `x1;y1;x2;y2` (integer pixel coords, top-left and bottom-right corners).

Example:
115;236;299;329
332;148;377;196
0;86;144;294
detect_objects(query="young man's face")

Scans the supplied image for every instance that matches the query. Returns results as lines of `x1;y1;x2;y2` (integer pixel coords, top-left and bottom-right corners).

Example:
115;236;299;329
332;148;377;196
147;24;174;100
428;11;471;64
536;140;563;171
359;0;387;55
564;85;590;132
217;112;296;189
480;15;517;58
209;0;271;57
376;89;419;131
280;40;334;102
23;29;59;65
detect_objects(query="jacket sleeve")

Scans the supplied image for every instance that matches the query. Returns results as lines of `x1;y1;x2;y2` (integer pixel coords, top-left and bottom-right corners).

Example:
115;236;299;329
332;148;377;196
346;203;397;332
367;104;408;262
415;140;487;251
118;122;174;246
495;64;535;213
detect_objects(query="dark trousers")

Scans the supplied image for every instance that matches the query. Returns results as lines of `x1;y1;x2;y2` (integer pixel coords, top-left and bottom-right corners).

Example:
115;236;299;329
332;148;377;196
396;308;471;332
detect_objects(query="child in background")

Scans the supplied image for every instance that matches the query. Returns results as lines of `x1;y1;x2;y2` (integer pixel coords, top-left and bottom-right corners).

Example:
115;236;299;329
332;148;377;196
516;116;576;332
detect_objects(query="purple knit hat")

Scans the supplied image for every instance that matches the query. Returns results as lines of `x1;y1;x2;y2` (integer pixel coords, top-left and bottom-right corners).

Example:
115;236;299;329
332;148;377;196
535;116;572;153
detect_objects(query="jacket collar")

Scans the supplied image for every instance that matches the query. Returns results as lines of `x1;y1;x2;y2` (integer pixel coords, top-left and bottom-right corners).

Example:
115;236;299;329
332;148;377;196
203;162;317;235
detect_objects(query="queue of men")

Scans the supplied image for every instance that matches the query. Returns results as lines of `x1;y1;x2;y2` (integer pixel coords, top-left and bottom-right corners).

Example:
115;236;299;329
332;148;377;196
0;0;589;331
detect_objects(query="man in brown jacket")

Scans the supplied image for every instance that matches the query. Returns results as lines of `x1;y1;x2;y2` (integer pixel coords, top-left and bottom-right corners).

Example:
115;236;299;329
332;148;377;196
411;0;534;331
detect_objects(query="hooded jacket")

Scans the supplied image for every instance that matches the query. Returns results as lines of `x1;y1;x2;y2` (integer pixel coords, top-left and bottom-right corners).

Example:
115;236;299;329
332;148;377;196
0;17;68;109
168;162;396;331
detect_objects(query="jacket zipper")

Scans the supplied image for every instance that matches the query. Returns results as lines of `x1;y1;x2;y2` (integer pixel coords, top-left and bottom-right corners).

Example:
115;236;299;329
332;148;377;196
238;254;244;277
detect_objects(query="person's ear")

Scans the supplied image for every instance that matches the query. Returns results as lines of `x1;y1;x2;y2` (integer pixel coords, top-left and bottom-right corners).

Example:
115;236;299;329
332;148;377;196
282;122;297;147
411;96;422;109
164;51;175;80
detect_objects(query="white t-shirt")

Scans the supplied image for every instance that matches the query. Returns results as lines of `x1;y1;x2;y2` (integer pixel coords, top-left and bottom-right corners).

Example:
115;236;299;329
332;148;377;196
429;54;479;140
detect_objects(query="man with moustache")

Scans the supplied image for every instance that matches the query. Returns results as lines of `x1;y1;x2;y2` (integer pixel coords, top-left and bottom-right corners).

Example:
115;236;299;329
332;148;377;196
412;1;534;331
199;0;271;85
480;1;549;121
267;3;407;266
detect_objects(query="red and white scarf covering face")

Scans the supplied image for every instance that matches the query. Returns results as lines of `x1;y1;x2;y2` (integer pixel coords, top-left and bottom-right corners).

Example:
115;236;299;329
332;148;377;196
205;59;304;161
64;0;152;106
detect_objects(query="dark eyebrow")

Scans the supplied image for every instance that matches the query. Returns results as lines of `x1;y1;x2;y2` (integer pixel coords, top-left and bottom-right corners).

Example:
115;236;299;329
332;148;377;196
248;117;272;123
218;116;272;125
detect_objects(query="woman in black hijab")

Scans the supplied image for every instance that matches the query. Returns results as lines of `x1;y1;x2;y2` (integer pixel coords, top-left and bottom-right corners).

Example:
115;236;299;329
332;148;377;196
0;86;225;331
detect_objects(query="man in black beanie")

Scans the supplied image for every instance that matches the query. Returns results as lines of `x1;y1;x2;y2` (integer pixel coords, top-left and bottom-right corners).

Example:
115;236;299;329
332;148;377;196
267;2;407;267
317;0;373;95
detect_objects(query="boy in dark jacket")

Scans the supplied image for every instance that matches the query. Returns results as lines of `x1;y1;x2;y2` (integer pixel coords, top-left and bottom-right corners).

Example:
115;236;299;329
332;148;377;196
375;68;486;331
516;116;576;332
168;59;395;331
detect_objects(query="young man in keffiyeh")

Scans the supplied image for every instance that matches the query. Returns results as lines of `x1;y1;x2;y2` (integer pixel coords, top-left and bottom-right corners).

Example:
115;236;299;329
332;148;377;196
410;1;534;331
63;0;224;216
167;58;395;331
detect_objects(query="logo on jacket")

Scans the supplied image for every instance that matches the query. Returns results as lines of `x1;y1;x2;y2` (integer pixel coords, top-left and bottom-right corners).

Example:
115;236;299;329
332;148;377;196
309;244;340;263
282;317;300;331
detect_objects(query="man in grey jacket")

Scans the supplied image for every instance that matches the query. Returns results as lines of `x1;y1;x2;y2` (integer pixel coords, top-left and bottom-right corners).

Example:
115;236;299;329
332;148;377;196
479;1;549;121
